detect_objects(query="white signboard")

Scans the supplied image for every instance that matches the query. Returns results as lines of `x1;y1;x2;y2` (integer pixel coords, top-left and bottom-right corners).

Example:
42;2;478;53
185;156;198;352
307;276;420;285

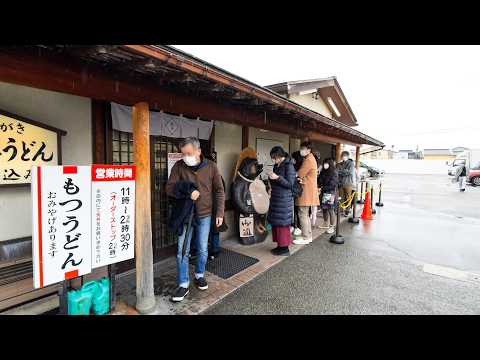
31;165;91;289
239;214;254;238
168;153;183;178
91;165;135;268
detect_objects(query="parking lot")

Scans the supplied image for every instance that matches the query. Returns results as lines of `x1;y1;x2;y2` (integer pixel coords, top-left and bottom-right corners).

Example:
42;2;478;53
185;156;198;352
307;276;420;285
205;172;480;314
356;173;480;272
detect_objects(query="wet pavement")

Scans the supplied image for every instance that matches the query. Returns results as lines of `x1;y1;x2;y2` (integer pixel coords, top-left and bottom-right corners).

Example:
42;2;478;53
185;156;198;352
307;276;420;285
205;173;480;314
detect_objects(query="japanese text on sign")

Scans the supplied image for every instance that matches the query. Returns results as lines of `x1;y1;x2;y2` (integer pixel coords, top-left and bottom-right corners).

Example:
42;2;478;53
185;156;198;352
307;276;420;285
239;214;254;238
31;166;91;288
91;165;135;268
32;165;136;289
1;112;60;185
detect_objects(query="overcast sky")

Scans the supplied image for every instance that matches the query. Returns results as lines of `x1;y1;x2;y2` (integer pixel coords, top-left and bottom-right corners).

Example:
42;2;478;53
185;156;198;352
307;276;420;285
174;45;480;151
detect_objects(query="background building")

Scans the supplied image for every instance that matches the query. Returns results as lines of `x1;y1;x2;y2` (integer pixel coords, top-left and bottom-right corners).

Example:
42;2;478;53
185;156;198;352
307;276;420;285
423;148;455;161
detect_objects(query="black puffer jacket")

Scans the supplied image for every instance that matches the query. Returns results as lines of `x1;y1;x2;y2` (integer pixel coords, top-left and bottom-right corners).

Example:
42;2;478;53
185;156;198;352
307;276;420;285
317;168;338;193
232;158;263;215
267;156;296;227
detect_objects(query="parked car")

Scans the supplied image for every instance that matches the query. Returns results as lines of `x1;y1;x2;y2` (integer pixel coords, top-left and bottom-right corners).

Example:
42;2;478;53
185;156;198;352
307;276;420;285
468;168;480;186
450;149;480;186
359;161;385;178
447;158;466;176
357;165;369;180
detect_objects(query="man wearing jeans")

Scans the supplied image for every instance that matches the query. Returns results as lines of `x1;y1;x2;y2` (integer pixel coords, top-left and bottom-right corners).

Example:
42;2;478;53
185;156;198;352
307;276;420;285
166;137;225;302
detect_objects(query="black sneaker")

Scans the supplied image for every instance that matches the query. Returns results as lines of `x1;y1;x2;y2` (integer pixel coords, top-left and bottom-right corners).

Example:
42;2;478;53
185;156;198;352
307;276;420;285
271;246;290;256
171;286;189;302
194;277;208;290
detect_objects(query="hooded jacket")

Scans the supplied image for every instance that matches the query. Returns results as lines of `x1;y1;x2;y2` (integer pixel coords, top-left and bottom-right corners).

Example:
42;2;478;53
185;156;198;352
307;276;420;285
336;158;357;188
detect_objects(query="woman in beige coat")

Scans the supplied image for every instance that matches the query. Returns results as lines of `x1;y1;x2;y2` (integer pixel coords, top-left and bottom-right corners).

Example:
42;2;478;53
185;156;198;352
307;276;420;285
293;141;320;245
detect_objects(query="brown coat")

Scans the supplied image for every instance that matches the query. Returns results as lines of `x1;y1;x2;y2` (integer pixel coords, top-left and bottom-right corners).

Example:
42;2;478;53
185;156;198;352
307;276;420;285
166;157;225;218
295;153;320;206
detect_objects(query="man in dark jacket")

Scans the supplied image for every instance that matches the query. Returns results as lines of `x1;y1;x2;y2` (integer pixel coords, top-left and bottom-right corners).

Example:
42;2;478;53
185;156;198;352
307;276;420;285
455;163;467;192
336;151;357;217
166;137;225;302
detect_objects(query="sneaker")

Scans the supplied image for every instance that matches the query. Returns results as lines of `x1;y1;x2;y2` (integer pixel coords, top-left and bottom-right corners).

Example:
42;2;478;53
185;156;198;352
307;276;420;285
208;250;220;260
171;287;189;302
293;228;302;236
271;246;290;256
326;226;335;234
317;221;330;229
305;237;313;243
293;237;310;245
194;277;208;290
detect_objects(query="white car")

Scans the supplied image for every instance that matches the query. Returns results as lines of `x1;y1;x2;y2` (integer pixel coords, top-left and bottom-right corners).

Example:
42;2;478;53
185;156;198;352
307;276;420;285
448;159;466;176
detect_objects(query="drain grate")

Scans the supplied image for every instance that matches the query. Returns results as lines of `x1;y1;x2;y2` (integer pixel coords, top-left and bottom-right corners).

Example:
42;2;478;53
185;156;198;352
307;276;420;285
190;248;259;279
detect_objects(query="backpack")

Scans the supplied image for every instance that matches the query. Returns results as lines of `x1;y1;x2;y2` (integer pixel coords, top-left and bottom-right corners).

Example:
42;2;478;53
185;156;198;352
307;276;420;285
292;178;303;198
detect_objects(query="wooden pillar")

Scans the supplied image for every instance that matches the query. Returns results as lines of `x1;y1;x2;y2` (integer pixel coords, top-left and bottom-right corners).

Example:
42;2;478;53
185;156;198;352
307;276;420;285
335;143;342;163
355;145;361;170
242;126;249;149
132;102;156;314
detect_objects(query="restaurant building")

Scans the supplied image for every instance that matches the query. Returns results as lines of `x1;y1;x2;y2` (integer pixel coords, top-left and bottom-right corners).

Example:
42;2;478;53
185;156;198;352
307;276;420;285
0;45;383;313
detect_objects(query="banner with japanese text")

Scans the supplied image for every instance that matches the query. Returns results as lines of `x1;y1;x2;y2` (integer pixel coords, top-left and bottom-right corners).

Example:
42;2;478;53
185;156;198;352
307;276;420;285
91;165;135;268
31;165;136;289
1;112;59;185
31;166;91;289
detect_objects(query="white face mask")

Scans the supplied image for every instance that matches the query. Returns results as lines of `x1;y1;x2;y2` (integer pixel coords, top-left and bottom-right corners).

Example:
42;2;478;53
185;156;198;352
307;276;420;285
300;149;309;157
183;155;199;166
342;156;349;162
323;163;329;169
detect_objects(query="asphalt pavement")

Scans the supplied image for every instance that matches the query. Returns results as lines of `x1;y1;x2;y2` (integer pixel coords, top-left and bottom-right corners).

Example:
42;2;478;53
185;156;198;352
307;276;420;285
204;173;480;315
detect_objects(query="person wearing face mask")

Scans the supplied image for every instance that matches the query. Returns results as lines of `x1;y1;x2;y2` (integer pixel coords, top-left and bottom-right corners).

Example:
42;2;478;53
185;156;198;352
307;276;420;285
290;150;304;237
293;141;320;245
267;146;296;256
166;137;225;302
336;151;358;217
317;158;339;233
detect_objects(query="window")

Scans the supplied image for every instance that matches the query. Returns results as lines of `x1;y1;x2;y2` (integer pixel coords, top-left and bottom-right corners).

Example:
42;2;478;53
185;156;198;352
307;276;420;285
471;161;480;170
112;130;134;165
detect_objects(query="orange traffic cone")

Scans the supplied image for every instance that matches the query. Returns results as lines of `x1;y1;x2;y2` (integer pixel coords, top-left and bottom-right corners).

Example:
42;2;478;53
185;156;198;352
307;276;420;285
360;189;374;220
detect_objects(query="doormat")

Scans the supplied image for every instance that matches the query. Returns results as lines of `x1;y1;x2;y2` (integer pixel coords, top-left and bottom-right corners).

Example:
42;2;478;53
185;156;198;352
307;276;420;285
190;248;259;279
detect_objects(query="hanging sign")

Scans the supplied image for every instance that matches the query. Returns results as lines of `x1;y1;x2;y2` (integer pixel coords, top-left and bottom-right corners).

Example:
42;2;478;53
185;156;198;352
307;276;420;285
31;165;92;289
239;214;254;238
0;110;65;185
91;165;136;268
168;153;183;178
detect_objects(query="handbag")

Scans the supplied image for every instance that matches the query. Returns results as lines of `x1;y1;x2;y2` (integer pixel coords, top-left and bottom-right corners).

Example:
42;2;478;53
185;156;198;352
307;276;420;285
321;192;335;205
292;178;303;198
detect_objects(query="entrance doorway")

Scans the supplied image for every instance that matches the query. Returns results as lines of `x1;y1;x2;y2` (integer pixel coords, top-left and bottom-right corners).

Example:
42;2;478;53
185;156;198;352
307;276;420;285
110;128;211;272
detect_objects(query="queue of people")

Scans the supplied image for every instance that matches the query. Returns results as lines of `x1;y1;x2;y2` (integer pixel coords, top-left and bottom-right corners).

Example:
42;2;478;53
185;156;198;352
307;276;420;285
166;135;358;302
